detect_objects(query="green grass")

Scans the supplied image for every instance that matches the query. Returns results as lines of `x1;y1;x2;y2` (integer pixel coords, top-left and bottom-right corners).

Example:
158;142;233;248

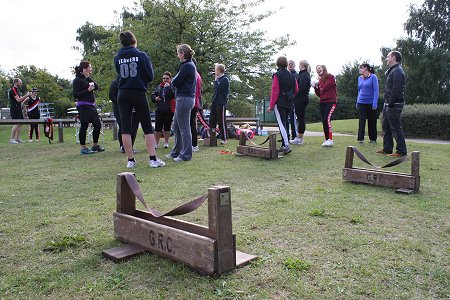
0;122;449;299
307;119;383;135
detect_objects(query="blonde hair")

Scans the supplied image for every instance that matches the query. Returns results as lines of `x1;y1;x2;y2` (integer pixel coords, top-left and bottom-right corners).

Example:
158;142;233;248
177;44;195;59
215;63;225;73
300;60;311;74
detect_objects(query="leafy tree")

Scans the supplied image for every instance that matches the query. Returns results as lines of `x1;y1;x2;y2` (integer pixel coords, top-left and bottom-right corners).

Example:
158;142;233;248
404;0;450;49
75;0;293;117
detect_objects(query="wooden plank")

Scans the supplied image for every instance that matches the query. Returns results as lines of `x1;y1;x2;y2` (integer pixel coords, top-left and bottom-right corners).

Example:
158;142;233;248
116;173;136;215
237;145;272;159
208;186;235;274
345;146;354;168
410;151;420;191
102;244;145;262
113;212;216;275
236;250;258;268
204;129;217;146
342;168;417;190
268;134;277;159
135;210;211;238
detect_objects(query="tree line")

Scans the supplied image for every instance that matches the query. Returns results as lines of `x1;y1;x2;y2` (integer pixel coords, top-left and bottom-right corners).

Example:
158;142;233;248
1;0;448;118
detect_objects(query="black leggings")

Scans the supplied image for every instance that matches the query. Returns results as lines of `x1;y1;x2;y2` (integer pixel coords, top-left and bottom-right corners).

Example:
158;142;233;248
118;89;153;134
78;106;101;145
294;97;309;135
190;107;198;146
28;109;40;139
209;103;227;140
319;102;337;140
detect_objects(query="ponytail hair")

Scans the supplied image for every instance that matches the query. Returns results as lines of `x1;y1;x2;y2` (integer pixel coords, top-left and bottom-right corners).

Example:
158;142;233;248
177;44;195;60
74;61;90;75
119;31;137;47
299;60;311;74
360;63;375;74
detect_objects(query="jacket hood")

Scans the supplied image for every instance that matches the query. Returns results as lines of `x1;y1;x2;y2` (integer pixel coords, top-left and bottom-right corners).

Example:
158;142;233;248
118;46;139;57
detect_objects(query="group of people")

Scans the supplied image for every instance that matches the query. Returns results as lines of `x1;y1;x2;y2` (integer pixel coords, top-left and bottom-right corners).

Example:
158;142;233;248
8;80;43;144
72;30;231;168
268;50;407;157
8;31;407;161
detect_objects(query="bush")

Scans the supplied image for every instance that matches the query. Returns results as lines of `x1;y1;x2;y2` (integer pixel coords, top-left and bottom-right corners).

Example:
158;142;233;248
401;104;450;140
227;99;254;117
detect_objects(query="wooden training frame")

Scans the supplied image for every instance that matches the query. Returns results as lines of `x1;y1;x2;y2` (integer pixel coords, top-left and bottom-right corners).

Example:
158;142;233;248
342;146;420;194
102;173;257;275
203;129;217;147
236;132;278;160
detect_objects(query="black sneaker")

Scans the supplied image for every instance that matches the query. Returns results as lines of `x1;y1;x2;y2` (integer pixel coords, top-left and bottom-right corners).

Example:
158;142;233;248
91;145;105;152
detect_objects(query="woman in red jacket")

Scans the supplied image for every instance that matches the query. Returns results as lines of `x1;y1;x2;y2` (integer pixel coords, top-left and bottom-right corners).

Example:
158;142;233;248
313;65;337;147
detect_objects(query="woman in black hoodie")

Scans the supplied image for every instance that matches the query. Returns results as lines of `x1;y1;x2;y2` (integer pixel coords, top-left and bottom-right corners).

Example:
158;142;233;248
72;61;104;155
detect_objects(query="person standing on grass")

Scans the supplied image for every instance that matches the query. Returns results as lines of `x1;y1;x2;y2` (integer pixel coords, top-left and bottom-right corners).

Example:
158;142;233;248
190;58;203;152
356;63;379;144
377;50;407;157
166;44;196;162
313;64;337;147
73;61;105;155
287;59;298;140
209;63;230;145
290;60;311;145
8;78;30;144
267;56;298;155
114;30;165;168
151;71;176;149
27;88;41;142
109;76;139;153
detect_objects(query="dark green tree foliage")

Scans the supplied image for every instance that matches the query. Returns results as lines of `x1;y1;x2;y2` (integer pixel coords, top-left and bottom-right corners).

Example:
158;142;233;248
404;0;449;49
76;0;292;116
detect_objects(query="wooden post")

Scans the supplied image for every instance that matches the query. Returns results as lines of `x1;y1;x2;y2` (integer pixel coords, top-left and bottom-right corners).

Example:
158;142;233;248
344;146;354;168
239;131;246;146
116;173;136;215
208;186;235;274
112;120;118;141
411;151;420;191
58;121;64;143
204;128;217;146
269;133;277;159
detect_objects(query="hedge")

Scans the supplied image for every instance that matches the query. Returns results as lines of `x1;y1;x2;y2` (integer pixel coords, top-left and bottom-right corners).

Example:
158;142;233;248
401;104;450;140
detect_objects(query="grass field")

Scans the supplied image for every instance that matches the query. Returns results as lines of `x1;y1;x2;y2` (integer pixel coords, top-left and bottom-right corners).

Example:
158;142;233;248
0;121;449;299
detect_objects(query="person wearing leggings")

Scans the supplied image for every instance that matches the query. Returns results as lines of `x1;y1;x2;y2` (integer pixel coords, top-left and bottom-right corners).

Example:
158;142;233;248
114;30;165;168
267;56;298;155
290;60;311;145
72;61;104;155
313;64;337;147
26;88;41;142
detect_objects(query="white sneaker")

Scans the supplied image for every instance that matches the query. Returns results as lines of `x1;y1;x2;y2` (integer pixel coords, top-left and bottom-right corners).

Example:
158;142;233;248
192;146;199;152
173;156;184;162
127;160;136;168
165;153;174;159
321;139;334;147
163;143;169;148
149;158;165;168
29;139;33;143
290;137;304;145
220;140;227;145
9;139;18;144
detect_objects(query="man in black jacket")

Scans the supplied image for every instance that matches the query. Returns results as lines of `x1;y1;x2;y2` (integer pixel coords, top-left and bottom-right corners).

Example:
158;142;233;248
377;51;407;157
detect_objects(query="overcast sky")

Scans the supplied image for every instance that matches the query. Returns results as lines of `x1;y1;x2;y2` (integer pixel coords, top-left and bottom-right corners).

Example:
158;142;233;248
0;0;422;80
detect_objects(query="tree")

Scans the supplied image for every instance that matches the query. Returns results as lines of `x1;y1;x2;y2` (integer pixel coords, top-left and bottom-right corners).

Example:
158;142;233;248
75;0;293;116
404;0;450;49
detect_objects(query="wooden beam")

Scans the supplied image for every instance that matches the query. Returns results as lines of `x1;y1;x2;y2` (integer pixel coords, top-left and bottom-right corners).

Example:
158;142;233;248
342;168;417;190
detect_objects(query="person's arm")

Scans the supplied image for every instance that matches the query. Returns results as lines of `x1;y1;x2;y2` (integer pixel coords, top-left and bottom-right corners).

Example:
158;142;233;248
72;77;90;99
268;75;279;112
12;88;30;103
372;75;379;109
150;86;160;103
109;80;118;103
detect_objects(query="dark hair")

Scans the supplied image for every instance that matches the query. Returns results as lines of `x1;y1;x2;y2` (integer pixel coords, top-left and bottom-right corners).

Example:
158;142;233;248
120;31;137;47
360;63;375;74
391;51;402;63
276;56;288;69
74;61;91;75
163;71;172;78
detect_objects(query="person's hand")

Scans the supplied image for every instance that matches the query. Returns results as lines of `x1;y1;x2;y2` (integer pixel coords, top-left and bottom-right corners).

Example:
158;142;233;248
372;106;377;110
155;96;161;101
88;82;95;91
267;106;272;113
164;82;170;87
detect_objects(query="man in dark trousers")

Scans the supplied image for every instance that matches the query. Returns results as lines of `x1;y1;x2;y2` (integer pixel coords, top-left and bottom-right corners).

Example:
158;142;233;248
209;63;230;144
377;50;407;157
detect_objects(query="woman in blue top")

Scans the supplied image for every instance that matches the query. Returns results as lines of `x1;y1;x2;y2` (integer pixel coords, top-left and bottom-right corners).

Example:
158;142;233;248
166;44;196;162
356;63;379;143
